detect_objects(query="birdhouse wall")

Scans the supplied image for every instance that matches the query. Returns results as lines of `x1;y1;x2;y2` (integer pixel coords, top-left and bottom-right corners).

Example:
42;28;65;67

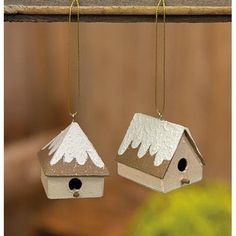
116;147;170;179
163;134;203;193
117;163;164;192
40;169;105;199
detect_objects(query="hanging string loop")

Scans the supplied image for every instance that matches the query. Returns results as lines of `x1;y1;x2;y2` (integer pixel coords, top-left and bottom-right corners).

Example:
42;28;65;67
154;0;166;120
68;0;80;121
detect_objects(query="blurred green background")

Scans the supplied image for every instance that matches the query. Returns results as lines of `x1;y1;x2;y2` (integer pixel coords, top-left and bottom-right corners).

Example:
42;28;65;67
128;183;231;236
5;22;231;236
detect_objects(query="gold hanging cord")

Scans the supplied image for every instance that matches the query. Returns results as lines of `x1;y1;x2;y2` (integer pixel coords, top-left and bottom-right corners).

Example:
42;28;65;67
155;0;166;119
68;0;80;120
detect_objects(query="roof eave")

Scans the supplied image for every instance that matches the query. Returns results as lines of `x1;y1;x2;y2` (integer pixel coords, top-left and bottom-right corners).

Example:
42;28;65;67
183;130;205;166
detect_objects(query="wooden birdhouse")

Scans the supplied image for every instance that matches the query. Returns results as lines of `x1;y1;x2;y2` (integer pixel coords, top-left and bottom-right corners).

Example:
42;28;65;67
115;113;204;193
38;122;109;199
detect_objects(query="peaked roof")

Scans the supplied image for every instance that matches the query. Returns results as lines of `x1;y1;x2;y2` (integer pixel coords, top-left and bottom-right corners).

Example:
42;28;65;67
38;122;109;177
117;113;203;167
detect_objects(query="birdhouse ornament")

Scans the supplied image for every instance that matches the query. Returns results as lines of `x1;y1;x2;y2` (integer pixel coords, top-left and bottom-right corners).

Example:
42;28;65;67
115;0;204;192
38;122;109;199
38;0;109;199
115;113;204;193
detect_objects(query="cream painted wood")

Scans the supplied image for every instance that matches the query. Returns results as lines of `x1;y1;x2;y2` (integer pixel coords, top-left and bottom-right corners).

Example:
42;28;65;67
163;135;203;193
41;169;48;194
117;163;164;192
41;169;104;199
117;133;203;193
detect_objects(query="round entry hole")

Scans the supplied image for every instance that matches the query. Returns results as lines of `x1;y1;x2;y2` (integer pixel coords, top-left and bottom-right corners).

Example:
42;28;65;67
69;178;82;190
178;158;187;172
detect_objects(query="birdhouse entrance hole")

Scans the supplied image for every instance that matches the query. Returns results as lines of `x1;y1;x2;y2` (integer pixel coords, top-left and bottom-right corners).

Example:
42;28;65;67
69;178;82;191
178;158;187;172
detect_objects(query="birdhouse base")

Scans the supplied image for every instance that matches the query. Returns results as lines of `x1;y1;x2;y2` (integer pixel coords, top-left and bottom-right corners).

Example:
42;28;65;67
117;163;165;192
117;163;202;193
40;169;105;199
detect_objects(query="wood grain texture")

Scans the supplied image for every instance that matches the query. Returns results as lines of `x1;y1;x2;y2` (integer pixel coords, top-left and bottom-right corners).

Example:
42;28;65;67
5;6;231;15
4;0;231;22
4;0;232;6
4;23;231;236
4;130;150;236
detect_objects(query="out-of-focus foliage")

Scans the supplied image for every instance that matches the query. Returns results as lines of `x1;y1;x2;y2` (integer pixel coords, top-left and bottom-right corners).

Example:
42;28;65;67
128;183;231;236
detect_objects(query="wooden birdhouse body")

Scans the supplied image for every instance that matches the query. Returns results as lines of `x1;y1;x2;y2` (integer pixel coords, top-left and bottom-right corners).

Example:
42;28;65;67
162;133;203;192
116;113;204;193
38;122;109;199
40;170;105;199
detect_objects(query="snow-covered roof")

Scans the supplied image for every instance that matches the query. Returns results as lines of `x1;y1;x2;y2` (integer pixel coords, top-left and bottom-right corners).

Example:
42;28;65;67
118;113;188;166
43;122;105;168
